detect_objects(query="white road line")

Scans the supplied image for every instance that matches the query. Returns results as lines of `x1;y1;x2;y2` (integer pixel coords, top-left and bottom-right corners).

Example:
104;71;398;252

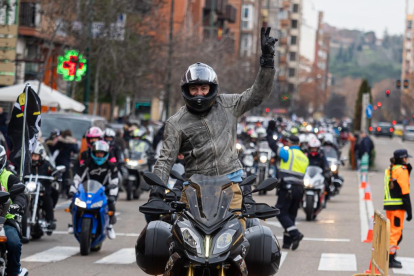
275;236;350;242
393;257;414;275
22;246;79;262
318;253;357;271
55;200;72;210
279;251;288;268
265;221;300;228
53;230;139;237
95;248;136;264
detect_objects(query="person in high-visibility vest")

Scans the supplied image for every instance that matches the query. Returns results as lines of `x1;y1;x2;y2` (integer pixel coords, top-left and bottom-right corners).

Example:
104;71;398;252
384;149;412;268
267;134;309;250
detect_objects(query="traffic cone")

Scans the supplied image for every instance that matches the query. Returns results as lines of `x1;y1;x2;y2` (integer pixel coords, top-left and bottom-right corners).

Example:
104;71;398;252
363;216;374;243
360;173;367;189
364;260;380;274
364;183;372;201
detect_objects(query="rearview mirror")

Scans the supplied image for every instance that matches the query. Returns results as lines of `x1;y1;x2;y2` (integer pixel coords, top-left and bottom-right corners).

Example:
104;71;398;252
253;178;278;193
9;184;25;197
0;192;9;205
170;170;185;182
239;175;256;187
143;172;168;190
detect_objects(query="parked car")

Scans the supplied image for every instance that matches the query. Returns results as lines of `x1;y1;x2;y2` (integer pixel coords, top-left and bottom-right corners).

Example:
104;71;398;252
402;126;414;141
374;122;393;138
394;124;404;137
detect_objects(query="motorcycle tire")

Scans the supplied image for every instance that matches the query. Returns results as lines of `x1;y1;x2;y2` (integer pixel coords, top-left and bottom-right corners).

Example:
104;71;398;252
80;218;92;256
305;195;314;221
133;188;141;200
31;223;43;240
21;214;29;240
126;180;133;201
91;244;102;252
258;170;266;195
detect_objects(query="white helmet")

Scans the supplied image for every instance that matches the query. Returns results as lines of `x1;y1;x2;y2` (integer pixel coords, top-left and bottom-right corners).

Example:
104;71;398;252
308;138;321;148
33;143;46;160
323;133;335;145
256;127;266;138
299;134;307;144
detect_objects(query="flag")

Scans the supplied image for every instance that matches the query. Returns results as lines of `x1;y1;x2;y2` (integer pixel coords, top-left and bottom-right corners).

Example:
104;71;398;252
7;85;41;177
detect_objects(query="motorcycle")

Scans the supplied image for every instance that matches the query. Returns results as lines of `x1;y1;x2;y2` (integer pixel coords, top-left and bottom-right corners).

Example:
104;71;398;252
125;140;155;200
256;141;276;195
70;180;116;255
0;184;27;276
22;165;65;240
302;166;326;221
137;173;281;276
322;145;346;195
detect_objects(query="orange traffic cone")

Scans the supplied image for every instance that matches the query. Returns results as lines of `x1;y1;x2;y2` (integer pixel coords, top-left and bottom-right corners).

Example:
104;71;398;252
364;183;372;201
360;173;367;189
363;216;374;243
364;260;380;274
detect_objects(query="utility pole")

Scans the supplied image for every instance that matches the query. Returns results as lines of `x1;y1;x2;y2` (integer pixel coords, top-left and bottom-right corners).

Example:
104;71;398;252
83;0;94;114
209;0;216;38
165;0;174;119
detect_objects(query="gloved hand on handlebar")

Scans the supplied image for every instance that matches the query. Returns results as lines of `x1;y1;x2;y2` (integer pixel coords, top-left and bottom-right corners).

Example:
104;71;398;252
9;204;23;216
149;186;165;201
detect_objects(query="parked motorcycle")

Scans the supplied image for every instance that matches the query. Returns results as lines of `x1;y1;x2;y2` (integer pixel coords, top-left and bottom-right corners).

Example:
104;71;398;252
0;184;27;276
302;166;326;221
70;180;116;255
137;172;281;276
125;140;155;200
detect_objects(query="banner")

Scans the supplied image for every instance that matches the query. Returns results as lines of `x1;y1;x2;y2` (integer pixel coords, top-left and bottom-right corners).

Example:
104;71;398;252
7;85;41;176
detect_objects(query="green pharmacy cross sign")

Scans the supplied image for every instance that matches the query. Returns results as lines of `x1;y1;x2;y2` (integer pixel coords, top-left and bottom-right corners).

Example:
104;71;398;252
57;50;87;82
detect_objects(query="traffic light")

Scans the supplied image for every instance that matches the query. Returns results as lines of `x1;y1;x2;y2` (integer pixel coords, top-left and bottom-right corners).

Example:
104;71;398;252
404;79;409;89
392;120;397;125
265;108;270;113
396;79;401;89
377;102;382;107
386;90;390;97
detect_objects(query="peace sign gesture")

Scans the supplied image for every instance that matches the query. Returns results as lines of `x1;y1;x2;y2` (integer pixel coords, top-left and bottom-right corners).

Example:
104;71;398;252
260;26;278;68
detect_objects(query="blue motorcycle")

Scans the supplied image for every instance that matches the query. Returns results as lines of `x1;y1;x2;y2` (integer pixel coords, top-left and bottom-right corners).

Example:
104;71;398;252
71;180;114;255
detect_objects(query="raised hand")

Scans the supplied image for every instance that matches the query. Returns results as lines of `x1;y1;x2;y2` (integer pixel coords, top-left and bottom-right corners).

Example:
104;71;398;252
260;27;278;68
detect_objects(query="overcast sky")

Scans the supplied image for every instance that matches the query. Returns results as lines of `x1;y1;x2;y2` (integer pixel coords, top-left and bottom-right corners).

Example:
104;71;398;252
301;0;411;61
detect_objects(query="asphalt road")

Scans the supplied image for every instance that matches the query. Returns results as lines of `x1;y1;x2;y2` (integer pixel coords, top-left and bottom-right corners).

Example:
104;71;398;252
20;136;414;276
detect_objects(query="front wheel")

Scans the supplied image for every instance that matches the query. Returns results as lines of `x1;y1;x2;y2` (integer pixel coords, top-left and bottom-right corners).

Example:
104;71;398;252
80;218;92;256
305;195;314;221
258;169;266;195
126;180;133;201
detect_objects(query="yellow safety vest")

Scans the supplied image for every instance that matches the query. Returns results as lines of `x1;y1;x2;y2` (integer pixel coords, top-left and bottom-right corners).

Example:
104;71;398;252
384;165;403;206
0;169;15;220
279;148;309;184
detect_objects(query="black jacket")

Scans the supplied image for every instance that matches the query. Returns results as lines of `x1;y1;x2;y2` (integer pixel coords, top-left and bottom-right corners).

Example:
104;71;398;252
29;160;57;195
55;136;79;165
306;151;330;172
357;136;374;159
2;169;27;211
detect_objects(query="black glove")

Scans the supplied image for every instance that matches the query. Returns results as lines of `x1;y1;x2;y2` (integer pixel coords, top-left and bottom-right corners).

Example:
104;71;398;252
9;204;22;215
407;163;412;176
107;196;116;204
149;186;165;201
407;213;412;222
268;120;276;131
260;27;278;68
402;194;412;221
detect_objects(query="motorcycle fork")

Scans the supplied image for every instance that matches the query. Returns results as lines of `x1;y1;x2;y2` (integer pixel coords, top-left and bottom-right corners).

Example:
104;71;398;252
219;265;225;276
187;264;194;276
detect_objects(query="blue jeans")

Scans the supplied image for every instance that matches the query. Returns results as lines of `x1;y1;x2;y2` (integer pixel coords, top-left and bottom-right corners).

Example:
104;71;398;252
5;225;21;275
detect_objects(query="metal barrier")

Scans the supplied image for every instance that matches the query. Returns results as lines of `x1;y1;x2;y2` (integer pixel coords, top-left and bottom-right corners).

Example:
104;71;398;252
353;210;390;276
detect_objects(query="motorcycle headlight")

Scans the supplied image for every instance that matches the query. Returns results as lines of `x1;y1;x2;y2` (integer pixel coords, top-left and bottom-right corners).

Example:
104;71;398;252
243;155;254;167
260;155;268;163
236;143;242;150
181;228;202;256
127;160;139;167
330;164;338;172
75;198;87;208
273;135;278;140
26;182;37;192
90;200;103;208
304;178;312;187
213;229;236;255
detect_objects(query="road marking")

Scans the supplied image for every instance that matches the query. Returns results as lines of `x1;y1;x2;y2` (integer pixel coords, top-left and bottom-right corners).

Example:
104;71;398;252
55;200;71;210
53;230;139;237
280;251;288;268
265;221;301;228
95;248;136;264
393;257;414;275
22;246;78;262
318;253;357;271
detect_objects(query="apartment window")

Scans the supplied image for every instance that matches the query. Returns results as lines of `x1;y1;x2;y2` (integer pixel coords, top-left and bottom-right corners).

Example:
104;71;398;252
292;20;298;29
408;20;413;29
244;7;249;18
289;68;295;77
241;4;253;30
288;83;295;92
289;52;296;61
293;4;299;13
290;36;297;45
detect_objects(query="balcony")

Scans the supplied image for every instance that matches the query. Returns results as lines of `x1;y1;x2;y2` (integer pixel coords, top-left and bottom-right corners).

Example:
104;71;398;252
280;37;288;45
278;75;287;82
280;19;289;28
282;1;290;10
205;0;228;15
279;56;287;64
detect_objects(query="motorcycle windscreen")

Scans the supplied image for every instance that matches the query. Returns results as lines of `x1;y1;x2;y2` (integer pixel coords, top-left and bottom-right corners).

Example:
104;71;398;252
128;140;149;160
322;146;338;159
82;180;103;194
185;175;234;227
305;166;323;178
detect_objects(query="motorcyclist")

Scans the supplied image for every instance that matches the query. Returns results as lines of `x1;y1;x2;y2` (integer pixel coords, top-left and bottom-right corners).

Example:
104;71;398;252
69;141;119;239
29;143;59;231
151;27;277;230
0;146;28;276
129;128;155;171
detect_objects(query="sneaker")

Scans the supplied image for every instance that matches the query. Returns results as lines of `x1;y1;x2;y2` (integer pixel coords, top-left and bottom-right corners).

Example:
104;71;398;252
291;233;304;251
68;224;74;234
107;225;116;240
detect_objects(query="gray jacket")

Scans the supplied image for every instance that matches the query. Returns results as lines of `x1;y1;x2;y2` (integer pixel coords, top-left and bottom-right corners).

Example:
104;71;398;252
153;67;276;184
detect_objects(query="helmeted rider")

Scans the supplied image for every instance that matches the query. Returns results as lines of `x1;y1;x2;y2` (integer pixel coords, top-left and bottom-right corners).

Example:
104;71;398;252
150;27;277;230
69;141;119;239
129;128;155;171
0;146;29;276
29;143;60;231
80;127;116;167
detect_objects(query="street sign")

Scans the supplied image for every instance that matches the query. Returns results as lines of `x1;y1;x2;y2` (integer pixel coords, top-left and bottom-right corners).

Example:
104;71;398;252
366;104;373;119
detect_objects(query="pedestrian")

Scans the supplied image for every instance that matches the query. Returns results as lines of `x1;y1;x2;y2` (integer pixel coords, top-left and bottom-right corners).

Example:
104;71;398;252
357;131;374;169
54;129;79;196
384;149;412;268
0;107;8;138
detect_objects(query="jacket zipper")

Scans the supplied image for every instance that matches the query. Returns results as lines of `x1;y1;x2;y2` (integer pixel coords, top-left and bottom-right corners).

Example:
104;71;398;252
201;117;219;174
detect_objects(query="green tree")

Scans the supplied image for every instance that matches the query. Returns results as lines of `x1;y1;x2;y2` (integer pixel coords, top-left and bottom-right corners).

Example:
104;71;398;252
354;79;372;131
